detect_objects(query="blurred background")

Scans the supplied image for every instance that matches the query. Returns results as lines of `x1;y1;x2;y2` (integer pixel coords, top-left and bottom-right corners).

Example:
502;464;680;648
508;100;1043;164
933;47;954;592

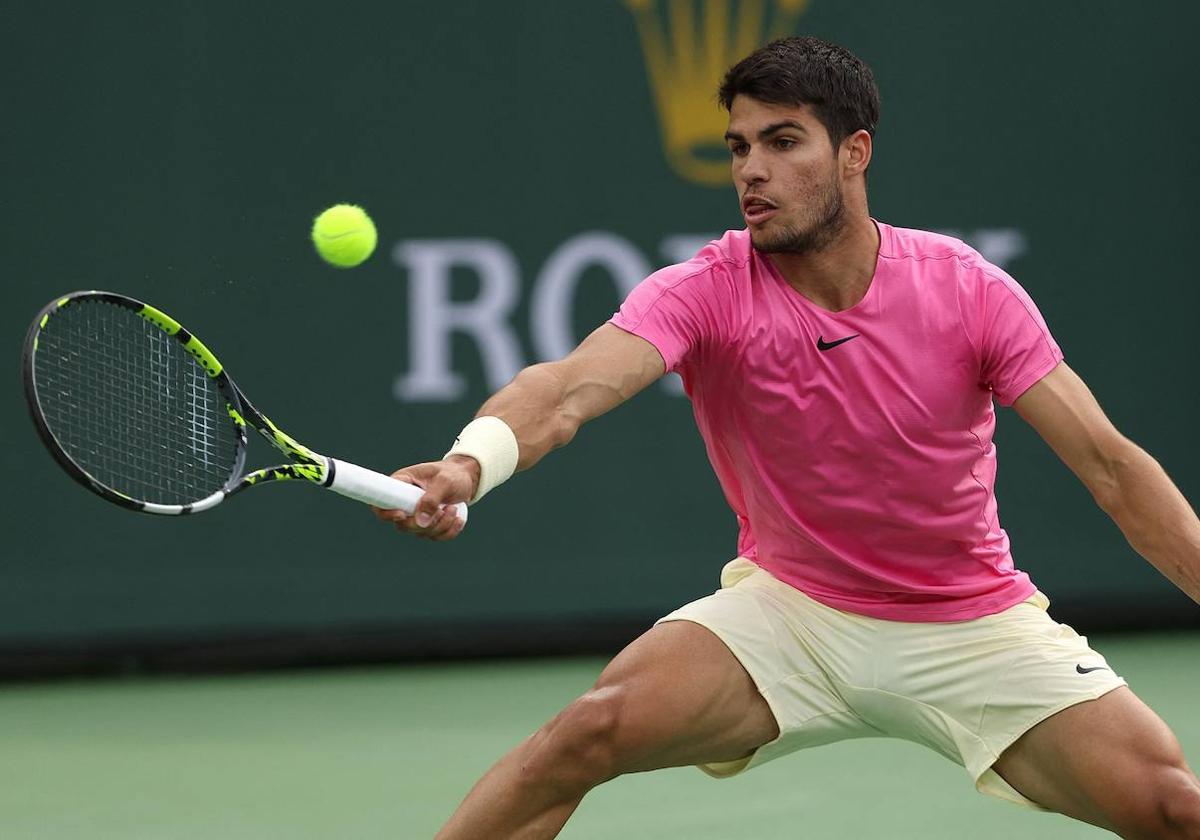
1;1;1197;837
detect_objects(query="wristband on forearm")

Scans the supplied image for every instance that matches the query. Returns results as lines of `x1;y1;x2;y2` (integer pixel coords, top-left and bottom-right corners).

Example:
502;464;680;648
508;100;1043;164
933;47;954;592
444;416;519;503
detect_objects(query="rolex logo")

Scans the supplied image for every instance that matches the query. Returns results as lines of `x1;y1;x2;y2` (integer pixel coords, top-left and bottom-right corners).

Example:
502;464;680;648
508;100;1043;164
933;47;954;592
627;0;809;186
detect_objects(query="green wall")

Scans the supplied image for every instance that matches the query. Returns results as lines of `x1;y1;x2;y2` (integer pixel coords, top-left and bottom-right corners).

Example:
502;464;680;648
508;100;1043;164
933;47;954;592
3;2;1196;655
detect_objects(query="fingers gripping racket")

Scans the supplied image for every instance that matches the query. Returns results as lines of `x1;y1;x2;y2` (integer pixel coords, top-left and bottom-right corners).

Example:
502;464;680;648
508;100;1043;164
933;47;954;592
22;291;467;523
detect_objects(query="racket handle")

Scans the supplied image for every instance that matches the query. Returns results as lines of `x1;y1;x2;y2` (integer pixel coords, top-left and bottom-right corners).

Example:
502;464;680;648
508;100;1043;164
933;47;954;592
325;459;469;525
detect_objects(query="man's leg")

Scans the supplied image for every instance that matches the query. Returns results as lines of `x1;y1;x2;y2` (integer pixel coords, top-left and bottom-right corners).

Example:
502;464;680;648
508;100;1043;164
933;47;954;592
993;686;1200;838
435;619;779;840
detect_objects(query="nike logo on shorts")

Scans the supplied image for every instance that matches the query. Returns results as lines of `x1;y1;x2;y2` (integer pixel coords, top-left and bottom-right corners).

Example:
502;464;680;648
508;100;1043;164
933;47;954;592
1076;664;1110;674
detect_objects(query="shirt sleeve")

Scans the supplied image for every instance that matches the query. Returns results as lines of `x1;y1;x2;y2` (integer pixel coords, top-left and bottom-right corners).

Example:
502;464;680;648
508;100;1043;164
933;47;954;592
974;265;1064;406
608;261;725;374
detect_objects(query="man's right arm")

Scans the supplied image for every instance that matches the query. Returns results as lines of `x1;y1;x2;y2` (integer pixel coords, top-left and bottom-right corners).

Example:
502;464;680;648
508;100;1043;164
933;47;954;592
478;323;667;470
374;324;666;539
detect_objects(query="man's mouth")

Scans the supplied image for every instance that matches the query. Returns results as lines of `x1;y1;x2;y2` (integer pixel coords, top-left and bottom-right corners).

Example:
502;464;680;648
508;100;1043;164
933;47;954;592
741;195;778;224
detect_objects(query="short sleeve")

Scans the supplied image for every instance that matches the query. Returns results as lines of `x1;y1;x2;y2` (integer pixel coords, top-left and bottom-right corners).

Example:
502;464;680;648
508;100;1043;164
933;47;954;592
608;261;725;373
975;266;1063;406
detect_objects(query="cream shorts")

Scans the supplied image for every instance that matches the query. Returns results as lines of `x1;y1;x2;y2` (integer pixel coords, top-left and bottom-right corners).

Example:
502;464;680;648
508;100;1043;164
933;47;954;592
656;558;1127;808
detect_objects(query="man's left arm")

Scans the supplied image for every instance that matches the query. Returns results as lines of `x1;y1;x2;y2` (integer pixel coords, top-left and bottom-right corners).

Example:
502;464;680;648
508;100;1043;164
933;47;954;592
1014;362;1200;604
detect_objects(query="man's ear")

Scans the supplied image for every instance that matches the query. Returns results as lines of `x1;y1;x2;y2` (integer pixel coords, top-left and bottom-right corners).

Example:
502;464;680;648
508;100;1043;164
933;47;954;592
842;129;873;176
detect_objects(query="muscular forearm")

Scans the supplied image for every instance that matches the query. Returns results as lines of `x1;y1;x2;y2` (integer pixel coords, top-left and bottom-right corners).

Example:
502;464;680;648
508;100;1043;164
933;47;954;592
446;326;662;495
1098;445;1200;603
475;363;582;472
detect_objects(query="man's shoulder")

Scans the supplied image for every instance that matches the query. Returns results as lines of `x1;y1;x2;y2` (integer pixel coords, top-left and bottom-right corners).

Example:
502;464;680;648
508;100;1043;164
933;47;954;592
878;222;1014;297
645;229;753;292
674;229;754;274
879;222;981;266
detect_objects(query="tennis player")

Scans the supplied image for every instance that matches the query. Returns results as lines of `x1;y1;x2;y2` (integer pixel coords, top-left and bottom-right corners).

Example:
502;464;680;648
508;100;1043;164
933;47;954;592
375;36;1200;838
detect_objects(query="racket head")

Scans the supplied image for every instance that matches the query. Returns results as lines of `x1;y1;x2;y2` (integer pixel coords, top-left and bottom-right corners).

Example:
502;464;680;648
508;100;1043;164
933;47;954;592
22;291;249;514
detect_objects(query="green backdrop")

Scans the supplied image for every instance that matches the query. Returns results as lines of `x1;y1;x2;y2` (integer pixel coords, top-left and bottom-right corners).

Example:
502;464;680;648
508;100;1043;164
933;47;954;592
2;1;1196;662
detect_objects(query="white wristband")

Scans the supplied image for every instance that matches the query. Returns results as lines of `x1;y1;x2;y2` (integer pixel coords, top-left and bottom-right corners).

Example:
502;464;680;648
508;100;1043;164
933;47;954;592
444;416;519;503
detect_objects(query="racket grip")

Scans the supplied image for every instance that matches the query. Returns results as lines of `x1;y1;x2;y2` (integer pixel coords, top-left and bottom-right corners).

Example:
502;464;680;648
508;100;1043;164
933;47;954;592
325;459;469;525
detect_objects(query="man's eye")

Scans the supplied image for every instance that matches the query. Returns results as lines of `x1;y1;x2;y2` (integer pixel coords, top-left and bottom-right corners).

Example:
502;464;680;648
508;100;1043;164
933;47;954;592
774;137;797;150
729;143;749;157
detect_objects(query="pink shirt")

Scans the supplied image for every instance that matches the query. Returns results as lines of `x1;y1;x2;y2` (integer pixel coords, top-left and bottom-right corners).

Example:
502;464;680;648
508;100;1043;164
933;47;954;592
609;222;1062;622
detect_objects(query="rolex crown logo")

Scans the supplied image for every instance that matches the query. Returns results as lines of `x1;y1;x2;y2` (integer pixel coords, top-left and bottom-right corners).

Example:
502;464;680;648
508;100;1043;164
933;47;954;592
627;0;809;187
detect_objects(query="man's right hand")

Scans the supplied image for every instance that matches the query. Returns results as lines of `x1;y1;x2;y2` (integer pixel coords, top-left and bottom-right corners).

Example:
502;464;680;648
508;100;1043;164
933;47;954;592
371;455;480;541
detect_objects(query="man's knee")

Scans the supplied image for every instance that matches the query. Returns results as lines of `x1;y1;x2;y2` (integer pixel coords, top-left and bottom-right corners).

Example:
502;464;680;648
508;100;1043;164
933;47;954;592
1111;764;1200;839
521;687;627;794
1153;765;1200;839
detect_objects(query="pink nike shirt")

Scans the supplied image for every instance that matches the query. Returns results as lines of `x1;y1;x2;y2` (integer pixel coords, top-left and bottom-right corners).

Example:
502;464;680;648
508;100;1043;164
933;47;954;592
609;222;1062;621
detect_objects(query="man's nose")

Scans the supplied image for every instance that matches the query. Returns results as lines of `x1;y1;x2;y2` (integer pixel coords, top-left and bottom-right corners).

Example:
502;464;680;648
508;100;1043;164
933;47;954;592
739;148;769;185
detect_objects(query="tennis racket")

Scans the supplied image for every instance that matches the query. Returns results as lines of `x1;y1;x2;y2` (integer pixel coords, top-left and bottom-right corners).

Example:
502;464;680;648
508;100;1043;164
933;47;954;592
22;290;467;523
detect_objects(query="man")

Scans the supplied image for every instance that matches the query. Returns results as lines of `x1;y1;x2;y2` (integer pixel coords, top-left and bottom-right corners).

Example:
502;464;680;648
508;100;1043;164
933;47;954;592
375;37;1200;838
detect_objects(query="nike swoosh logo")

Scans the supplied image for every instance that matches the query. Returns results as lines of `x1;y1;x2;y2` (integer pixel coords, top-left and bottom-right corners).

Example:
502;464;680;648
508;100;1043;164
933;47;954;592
816;334;860;352
1076;664;1110;674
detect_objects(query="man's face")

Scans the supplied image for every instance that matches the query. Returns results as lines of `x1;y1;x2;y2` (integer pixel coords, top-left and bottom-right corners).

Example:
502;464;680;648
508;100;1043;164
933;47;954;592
725;96;846;255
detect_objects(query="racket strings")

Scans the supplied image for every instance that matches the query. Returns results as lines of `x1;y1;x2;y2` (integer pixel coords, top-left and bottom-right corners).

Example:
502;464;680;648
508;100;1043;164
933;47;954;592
34;301;240;505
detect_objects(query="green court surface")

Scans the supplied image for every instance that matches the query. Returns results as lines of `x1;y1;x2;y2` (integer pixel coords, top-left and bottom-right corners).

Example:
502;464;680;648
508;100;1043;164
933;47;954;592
1;632;1196;839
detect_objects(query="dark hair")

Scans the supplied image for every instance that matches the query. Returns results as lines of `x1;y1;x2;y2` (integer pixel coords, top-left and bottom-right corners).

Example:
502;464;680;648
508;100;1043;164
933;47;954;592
718;36;880;150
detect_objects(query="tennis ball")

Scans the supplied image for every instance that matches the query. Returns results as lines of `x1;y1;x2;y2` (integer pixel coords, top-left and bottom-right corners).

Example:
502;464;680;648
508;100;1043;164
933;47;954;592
311;204;377;268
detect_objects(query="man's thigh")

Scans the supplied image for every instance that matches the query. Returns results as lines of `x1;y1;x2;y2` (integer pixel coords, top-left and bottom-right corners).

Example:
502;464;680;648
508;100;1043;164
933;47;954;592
588;618;780;773
993;686;1200;835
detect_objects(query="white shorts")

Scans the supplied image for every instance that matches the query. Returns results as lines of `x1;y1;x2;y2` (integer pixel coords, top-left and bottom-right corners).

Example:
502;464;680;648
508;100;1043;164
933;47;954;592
656;558;1127;808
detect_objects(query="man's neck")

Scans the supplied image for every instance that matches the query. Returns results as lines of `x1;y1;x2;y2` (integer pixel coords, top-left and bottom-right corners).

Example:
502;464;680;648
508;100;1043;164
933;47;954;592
766;214;881;313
